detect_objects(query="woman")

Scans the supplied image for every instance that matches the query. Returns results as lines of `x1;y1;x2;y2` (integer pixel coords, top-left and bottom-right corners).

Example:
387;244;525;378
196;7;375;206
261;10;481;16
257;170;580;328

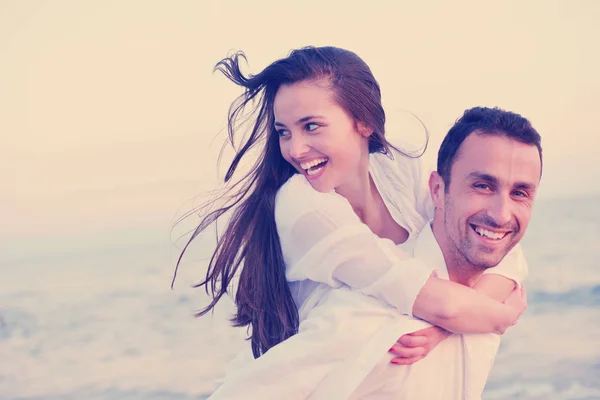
175;46;527;398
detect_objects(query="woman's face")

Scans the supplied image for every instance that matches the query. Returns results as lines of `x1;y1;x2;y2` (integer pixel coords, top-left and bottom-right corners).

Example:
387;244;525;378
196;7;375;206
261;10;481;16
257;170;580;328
273;79;371;193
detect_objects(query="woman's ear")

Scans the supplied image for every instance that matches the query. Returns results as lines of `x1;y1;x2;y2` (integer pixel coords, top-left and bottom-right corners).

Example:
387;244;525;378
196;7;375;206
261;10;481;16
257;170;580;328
356;121;373;138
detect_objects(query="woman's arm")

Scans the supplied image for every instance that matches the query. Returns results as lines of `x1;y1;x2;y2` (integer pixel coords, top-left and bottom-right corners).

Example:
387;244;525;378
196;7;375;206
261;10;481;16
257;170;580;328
410;244;528;334
473;273;518;302
276;175;527;335
390;274;522;364
412;274;526;334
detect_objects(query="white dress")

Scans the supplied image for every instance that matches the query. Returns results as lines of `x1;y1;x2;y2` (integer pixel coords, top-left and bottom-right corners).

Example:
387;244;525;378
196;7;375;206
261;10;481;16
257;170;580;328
208;151;528;400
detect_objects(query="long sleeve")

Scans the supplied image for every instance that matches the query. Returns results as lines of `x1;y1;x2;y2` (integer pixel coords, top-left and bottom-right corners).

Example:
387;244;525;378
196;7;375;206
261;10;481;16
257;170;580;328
482;244;529;288
275;174;434;316
208;288;415;400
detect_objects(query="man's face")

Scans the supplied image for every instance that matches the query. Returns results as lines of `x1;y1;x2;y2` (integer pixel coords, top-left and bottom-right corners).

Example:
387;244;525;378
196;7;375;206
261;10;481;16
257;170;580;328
432;132;542;269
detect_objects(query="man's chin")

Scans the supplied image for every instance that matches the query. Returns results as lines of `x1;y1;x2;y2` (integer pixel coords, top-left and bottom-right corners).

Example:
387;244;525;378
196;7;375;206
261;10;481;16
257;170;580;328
466;251;507;270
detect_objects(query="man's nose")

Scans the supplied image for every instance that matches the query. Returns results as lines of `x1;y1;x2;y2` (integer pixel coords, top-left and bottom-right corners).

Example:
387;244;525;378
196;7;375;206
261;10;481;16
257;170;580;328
488;193;512;227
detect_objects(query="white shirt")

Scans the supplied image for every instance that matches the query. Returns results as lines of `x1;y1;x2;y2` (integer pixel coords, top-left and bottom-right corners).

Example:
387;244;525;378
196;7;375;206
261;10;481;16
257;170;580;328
337;223;525;400
208;151;528;400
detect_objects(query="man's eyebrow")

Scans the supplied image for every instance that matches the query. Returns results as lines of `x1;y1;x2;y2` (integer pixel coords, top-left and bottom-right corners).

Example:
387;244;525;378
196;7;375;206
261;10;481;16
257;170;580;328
466;172;499;185
274;115;323;127
467;172;538;191
514;182;537;191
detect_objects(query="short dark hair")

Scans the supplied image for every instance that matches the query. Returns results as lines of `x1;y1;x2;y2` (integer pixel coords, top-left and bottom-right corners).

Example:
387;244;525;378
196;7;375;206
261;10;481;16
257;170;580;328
437;106;542;186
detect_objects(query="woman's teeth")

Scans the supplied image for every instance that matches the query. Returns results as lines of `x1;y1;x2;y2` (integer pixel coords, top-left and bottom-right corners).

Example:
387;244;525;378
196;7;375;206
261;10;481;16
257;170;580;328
307;165;324;176
300;158;328;175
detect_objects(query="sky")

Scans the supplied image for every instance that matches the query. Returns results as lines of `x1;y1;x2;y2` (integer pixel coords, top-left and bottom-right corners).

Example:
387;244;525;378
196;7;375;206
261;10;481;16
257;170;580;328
2;0;599;242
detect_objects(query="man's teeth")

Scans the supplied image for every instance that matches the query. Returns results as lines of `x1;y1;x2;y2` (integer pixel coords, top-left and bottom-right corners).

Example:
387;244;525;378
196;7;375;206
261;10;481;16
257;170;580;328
300;158;328;171
474;226;506;240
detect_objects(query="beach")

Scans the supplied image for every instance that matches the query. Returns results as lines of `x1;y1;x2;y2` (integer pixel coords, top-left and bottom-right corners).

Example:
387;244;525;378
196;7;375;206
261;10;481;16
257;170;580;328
2;193;599;400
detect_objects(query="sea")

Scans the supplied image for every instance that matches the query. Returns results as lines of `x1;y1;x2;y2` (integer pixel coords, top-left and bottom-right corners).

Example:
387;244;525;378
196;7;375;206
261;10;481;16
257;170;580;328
1;194;599;400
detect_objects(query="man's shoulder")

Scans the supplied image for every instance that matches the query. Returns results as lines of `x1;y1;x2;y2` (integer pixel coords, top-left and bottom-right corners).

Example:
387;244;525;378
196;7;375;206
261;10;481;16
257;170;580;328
412;222;450;279
412;221;435;253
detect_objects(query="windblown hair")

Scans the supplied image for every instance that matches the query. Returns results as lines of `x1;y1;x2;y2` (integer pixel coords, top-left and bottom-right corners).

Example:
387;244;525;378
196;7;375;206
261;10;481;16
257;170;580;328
437;106;543;187
174;46;409;358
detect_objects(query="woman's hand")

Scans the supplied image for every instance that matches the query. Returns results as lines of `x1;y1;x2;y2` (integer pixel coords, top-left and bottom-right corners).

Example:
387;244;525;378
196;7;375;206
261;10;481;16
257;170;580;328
388;326;452;365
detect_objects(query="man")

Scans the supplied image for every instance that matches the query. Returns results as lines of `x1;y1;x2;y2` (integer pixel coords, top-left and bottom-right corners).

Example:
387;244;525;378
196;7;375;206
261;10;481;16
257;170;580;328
210;106;542;400
333;106;542;399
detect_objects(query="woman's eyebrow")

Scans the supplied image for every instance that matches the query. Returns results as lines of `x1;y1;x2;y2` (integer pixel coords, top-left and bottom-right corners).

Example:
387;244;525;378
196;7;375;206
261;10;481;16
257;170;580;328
274;115;324;127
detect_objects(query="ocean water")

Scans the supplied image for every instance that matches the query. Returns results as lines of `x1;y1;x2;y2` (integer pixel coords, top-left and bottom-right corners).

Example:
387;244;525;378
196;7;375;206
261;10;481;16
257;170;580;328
1;194;599;400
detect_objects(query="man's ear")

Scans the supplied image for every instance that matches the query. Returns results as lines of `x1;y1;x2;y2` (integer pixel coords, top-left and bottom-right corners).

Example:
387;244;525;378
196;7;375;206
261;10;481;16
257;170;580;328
356;121;373;138
429;171;445;209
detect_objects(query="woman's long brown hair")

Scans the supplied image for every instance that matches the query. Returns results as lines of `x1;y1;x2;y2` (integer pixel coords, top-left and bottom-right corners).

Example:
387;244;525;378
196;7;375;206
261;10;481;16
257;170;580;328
174;46;409;358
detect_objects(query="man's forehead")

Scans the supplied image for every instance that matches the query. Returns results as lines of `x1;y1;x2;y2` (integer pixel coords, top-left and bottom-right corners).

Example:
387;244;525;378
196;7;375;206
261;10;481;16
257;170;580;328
464;171;539;190
452;133;542;184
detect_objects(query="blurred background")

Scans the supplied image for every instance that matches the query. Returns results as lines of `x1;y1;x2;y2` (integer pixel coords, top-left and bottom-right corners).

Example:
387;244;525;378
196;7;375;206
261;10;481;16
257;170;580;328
1;1;599;399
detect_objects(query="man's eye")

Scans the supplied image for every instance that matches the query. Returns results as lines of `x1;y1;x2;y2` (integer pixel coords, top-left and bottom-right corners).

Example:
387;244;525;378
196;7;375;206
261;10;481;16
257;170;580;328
474;183;491;190
512;190;528;198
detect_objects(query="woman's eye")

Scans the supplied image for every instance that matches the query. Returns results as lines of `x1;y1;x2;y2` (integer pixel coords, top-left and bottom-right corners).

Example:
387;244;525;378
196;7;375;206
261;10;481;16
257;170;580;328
276;129;290;138
306;123;319;132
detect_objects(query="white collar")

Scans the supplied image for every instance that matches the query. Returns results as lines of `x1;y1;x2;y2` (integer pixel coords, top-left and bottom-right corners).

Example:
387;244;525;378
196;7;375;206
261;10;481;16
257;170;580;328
413;221;450;280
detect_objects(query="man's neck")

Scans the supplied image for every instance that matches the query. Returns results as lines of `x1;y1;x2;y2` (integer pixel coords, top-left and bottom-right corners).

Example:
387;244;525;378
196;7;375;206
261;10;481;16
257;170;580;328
430;217;485;287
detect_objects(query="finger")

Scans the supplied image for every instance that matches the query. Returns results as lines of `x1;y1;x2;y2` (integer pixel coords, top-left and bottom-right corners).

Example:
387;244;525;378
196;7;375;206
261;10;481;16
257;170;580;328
397;335;428;347
391;355;425;365
389;345;426;358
